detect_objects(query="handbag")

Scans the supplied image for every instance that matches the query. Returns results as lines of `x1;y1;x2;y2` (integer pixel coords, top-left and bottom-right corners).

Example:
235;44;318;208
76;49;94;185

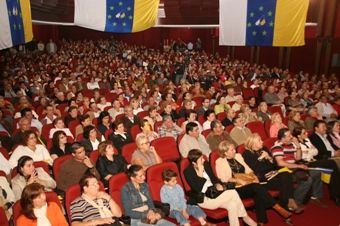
234;173;257;186
153;201;170;217
187;191;205;203
205;186;223;199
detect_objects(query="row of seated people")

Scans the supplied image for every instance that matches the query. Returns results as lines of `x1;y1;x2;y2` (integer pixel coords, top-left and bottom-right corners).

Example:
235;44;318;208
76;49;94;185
1;121;340;225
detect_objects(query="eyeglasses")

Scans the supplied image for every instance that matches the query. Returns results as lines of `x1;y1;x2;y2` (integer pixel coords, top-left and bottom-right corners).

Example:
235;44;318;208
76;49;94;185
140;141;150;145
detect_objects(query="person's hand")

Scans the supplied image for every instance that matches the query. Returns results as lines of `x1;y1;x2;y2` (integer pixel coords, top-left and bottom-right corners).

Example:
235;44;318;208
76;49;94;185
95;217;114;225
334;150;340;157
298;164;308;170
182;209;190;219
215;183;224;191
97;191;111;201
235;178;247;186
259;151;270;160
83;156;94;168
291;137;301;149
149;146;157;154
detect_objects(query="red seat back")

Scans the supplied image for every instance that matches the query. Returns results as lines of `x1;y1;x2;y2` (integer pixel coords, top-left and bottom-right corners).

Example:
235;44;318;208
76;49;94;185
246;121;268;140
89;150;100;165
147;162;183;201
151;137;180;162
0;148;9;160
0;207;9;226
217;112;227;121
68;120;80;138
225;124;234;133
236;144;246;154
108;173;129;210
105;128;113;140
137;111;149;120
179;158;192;192
263;137;277;150
121;142;137;164
130;125;141;141
209;151;220;176
153;121;163;133
201;129;211;138
53;154;73;180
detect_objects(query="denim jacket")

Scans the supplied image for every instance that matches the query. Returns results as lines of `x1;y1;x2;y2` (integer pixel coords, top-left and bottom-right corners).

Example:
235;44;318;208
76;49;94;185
121;181;155;219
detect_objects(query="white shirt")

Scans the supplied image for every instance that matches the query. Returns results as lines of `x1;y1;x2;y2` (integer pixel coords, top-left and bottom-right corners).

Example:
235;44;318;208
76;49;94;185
0;152;11;175
87;82;100;90
90;139;100;151
9;145;53;169
203;120;212;131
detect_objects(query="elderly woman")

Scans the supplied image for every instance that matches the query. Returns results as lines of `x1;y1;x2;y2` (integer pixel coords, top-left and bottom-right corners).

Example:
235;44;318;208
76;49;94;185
269;113;287;138
81;125;104;154
136;119;159;143
184;149;257;226
256;102;271;122
215;141;292;225
9;130;53;169
121;165;175;226
287;111;304;133
109;120;132;155
70;174;122;226
96;141;128;188
242;134;303;213
11;156;56;201
17;183;68;226
131;135;162;170
50;130;73;160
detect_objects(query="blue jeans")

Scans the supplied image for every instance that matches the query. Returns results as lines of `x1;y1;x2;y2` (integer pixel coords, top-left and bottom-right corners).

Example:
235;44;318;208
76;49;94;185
309;170;323;198
294;175;313;204
131;219;176;226
170;205;206;226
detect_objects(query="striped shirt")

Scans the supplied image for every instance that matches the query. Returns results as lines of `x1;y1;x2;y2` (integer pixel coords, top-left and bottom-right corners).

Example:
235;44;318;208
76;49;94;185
271;143;296;164
70;196;110;222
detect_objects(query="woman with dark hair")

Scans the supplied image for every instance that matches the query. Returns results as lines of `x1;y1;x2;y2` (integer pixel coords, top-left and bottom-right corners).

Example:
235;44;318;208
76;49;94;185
184;149;257;226
11;156;56;201
96;141;128;188
97;111;111;136
81;125;103;154
109;120;132;154
121;164;175;226
50;130;73;160
70;174;122;226
17;183;68;226
9;130;53;169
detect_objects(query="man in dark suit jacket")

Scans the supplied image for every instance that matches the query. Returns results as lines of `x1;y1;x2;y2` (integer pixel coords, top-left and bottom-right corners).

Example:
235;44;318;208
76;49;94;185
122;105;141;132
309;120;340;160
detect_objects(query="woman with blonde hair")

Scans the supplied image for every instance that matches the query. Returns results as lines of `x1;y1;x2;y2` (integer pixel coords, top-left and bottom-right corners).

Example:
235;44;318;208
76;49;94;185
287;111;304;133
269;112;287;138
243;134;303;213
216;141;292;225
239;104;258;124
131;135;162;169
96;141;127;188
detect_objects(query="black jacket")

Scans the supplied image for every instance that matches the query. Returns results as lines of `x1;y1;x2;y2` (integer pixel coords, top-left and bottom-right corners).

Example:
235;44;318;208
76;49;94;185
183;161;221;204
309;132;338;160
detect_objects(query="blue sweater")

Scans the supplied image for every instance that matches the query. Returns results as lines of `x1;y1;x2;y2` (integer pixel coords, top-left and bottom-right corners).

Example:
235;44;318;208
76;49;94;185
160;184;187;211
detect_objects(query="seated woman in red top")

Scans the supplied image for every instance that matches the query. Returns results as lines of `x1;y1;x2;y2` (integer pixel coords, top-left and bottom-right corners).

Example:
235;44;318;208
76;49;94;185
17;183;68;226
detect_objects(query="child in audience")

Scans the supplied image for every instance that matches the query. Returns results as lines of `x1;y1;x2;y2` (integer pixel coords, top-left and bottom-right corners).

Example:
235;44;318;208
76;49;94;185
160;169;215;226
